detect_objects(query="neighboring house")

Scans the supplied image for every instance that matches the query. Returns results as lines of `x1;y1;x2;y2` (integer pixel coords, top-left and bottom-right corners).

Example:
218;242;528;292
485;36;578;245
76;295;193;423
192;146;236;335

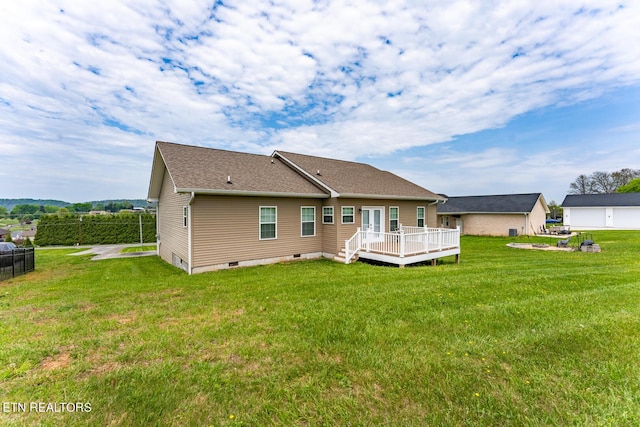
0;228;8;240
148;141;459;274
561;193;640;230
437;193;549;236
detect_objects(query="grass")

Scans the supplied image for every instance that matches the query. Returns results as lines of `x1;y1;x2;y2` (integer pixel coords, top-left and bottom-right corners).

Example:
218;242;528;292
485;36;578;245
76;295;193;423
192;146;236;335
120;245;157;254
1;231;639;426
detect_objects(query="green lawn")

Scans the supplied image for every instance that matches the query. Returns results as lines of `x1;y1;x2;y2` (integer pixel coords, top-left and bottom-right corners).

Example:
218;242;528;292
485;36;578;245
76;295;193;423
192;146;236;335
1;231;639;426
120;245;157;254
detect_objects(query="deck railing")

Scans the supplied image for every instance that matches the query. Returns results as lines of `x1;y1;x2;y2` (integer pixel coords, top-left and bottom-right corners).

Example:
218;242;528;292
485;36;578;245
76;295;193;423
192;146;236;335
344;226;460;264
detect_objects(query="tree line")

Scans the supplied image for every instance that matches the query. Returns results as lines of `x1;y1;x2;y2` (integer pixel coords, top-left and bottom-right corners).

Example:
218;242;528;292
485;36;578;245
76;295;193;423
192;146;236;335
568;168;640;195
0;201;147;223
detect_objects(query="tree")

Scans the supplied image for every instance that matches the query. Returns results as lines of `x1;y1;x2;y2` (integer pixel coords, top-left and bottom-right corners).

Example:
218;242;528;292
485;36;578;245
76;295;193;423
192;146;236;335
4;232;12;243
547;200;563;220
612;168;640;188
0;206;7;218
569;168;640;194
10;204;40;216
617;177;640;193
568;174;592;194
69;202;93;213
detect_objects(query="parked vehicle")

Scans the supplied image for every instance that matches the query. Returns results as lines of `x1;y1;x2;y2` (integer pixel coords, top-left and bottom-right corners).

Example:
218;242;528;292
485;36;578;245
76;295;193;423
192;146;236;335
545;218;562;224
0;242;17;252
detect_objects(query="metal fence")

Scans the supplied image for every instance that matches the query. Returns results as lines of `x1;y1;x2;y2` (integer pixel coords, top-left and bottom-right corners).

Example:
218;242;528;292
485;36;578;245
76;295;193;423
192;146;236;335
0;248;35;281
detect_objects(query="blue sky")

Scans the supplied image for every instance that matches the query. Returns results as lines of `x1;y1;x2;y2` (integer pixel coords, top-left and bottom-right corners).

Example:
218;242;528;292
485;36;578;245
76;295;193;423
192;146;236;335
1;1;639;204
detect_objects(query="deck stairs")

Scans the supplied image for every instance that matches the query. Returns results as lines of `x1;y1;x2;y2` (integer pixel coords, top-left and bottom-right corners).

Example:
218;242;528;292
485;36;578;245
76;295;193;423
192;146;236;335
334;247;359;264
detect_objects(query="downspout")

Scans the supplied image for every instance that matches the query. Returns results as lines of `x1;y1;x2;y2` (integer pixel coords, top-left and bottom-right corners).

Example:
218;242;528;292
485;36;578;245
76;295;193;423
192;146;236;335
524;213;529;236
429;199;445;227
188;192;195;275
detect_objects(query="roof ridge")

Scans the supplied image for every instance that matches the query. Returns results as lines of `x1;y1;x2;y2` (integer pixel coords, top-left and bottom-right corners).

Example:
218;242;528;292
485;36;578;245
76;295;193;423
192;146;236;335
157;140;272;160
274;150;383;170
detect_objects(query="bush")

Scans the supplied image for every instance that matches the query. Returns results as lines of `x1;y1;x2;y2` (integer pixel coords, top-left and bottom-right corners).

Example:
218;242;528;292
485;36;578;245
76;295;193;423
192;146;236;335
35;213;156;246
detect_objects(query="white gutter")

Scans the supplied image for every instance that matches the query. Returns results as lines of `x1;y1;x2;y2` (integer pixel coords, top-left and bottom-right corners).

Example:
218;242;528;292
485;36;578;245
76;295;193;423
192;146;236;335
340;193;447;201
176;188;329;199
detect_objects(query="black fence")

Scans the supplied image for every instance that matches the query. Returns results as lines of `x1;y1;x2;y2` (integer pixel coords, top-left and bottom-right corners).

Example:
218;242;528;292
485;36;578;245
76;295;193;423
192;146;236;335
0;248;35;281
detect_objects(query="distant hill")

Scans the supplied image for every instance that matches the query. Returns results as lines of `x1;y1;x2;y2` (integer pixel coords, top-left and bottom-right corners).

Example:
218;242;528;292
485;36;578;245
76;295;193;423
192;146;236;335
0;199;69;212
0;198;151;212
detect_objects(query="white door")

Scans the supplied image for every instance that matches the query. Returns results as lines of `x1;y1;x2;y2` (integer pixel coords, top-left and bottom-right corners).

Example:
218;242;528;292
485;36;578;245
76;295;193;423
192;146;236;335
362;207;384;241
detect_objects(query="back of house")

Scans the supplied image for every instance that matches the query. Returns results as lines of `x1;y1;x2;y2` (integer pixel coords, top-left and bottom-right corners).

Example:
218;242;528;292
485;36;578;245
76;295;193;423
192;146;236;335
148;141;446;273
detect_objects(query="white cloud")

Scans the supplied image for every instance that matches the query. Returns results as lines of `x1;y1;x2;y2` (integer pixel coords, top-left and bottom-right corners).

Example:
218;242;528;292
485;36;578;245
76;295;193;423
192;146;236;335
0;1;639;200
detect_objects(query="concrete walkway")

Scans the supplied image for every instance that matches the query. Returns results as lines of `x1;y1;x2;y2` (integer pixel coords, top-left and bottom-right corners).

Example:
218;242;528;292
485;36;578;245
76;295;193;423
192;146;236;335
68;244;157;260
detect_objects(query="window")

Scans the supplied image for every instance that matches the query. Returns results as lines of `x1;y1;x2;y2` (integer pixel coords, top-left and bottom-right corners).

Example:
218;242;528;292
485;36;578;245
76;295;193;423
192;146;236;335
389;207;399;231
441;215;450;227
259;207;277;240
417;207;425;227
342;206;355;224
182;206;188;228
322;206;334;224
301;207;316;237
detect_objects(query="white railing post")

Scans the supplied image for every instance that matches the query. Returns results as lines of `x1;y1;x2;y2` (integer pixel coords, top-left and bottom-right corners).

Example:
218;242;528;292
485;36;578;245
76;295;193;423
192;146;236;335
345;238;351;264
438;228;443;250
399;228;405;258
365;226;371;252
424;228;429;252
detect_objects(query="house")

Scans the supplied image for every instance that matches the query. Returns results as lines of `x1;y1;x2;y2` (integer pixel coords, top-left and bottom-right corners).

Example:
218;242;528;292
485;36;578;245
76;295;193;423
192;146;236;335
0;228;8;241
437;193;549;236
561;193;640;230
147;141;460;274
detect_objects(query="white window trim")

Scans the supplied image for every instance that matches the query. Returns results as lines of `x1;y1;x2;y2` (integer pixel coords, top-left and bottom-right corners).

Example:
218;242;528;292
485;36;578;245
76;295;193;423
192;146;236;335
301;206;316;237
417;206;425;227
322;206;334;224
341;206;355;224
259;206;277;240
389;206;399;231
182;206;188;228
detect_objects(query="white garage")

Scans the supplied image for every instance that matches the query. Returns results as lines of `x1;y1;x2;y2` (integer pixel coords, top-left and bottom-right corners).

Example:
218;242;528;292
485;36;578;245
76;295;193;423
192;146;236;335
562;193;640;230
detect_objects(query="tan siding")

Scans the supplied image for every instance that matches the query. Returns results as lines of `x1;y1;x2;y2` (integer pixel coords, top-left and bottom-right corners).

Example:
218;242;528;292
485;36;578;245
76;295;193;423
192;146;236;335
157;168;191;267
321;199;338;256
529;199;548;234
426;204;437;227
331;199;434;252
458;213;528;236
191;196;323;268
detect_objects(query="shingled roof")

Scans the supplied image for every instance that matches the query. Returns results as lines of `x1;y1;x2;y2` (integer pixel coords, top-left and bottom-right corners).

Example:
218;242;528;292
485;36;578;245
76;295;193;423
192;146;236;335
438;193;547;214
149;141;444;201
562;193;640;207
148;141;328;199
274;151;444;200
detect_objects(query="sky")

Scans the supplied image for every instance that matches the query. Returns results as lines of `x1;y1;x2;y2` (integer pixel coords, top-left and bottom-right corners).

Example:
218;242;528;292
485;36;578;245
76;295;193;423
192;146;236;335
1;1;639;205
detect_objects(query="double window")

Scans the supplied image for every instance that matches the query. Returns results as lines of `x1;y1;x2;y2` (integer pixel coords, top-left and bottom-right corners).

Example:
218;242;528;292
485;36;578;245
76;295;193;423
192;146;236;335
259;207;277;240
301;207;316;237
341;206;355;224
322;206;334;224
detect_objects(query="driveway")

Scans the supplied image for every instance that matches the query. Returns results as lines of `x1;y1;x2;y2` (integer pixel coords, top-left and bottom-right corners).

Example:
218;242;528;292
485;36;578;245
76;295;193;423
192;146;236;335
68;244;157;260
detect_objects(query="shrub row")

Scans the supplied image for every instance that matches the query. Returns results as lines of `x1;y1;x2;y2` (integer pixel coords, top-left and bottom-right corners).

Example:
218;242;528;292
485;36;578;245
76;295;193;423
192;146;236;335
35;214;156;246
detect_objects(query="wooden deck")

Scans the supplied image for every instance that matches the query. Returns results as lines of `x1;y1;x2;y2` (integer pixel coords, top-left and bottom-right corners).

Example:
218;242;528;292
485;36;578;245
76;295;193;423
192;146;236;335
336;227;461;267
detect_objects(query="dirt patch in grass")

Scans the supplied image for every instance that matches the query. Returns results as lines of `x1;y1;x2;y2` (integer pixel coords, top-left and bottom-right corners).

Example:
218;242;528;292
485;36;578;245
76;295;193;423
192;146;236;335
41;350;72;370
107;312;137;324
